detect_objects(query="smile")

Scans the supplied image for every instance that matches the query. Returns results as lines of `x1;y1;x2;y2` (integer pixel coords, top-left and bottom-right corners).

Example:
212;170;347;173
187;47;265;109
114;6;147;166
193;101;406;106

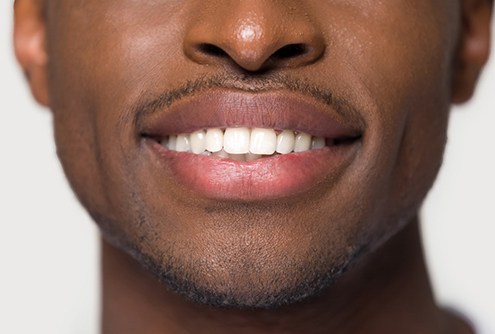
159;127;350;162
140;90;364;201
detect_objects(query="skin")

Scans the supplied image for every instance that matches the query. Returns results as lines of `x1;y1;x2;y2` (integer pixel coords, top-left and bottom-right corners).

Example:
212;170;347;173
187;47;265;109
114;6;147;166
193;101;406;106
14;0;492;333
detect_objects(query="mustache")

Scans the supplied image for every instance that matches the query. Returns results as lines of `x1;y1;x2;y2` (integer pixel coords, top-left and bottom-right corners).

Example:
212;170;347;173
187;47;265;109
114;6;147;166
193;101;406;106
129;73;365;129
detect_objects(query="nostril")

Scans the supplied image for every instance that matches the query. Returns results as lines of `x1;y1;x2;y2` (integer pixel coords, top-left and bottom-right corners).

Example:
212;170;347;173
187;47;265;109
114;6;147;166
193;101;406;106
198;43;229;58
272;44;308;60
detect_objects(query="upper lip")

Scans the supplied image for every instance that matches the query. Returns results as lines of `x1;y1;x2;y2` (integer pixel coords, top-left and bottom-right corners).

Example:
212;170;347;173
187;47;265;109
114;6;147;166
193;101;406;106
139;89;364;141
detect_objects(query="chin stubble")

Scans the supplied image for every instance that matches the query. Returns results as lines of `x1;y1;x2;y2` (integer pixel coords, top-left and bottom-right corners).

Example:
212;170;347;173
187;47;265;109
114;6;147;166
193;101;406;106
136;242;367;310
94;205;368;310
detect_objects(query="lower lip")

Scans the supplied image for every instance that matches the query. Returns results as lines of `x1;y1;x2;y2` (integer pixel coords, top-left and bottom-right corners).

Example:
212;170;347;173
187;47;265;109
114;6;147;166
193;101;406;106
146;140;360;201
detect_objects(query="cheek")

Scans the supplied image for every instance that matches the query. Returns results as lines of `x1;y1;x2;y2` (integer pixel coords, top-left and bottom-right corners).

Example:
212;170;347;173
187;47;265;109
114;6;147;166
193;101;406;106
46;3;188;222
310;1;456;225
355;8;454;222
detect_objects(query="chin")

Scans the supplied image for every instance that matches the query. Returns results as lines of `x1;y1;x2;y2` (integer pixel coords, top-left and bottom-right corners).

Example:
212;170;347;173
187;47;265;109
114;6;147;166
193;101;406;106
100;214;369;310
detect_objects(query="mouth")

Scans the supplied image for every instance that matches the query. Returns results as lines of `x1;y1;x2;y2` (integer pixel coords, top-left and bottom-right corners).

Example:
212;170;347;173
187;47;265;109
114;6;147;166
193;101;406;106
156;127;357;161
139;90;363;201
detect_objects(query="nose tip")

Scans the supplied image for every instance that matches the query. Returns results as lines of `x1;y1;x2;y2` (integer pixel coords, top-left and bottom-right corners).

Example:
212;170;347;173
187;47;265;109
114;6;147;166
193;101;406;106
183;3;325;72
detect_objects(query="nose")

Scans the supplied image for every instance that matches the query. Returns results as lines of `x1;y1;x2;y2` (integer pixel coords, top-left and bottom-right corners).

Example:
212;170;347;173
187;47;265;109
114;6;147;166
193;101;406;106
183;1;326;72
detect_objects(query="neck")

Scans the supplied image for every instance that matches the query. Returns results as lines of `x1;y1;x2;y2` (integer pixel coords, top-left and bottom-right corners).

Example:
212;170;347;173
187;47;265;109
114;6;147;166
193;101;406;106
101;219;471;334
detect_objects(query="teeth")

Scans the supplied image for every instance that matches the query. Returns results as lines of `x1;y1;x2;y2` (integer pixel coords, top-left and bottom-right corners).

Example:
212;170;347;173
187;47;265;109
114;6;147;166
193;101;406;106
165;135;177;150
250;128;277;155
176;134;190;152
294;132;312;152
229;154;247;162
276;130;295;154
205;128;224;153
224;128;250;154
312;137;326;149
161;128;331;160
190;130;206;154
213;149;229;158
246;152;262;162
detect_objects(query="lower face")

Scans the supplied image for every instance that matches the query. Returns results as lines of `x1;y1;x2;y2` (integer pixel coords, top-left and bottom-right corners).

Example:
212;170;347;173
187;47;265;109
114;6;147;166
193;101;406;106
46;1;457;308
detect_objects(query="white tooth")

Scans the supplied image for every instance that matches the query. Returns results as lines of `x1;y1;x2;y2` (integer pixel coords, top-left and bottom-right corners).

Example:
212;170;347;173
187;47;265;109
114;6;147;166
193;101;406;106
176;134;190;152
190;130;206;154
250;128;277;155
228;154;246;162
246;152;262;161
166;135;177;151
276;130;295;154
312;137;326;149
223;128;250;154
205;128;224;153
294;132;312;152
213;149;229;158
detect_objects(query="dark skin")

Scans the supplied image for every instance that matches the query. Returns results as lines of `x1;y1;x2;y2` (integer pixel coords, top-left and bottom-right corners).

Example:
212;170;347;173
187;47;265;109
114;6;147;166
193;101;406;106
14;0;492;333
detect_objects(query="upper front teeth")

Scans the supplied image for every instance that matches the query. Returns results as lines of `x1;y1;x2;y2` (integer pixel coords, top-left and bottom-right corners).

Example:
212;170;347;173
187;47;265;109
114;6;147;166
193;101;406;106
250;128;277;155
224;127;251;154
161;128;327;157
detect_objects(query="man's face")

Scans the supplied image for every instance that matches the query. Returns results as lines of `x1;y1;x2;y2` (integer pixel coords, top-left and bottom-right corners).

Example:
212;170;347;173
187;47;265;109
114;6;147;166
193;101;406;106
26;0;478;308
